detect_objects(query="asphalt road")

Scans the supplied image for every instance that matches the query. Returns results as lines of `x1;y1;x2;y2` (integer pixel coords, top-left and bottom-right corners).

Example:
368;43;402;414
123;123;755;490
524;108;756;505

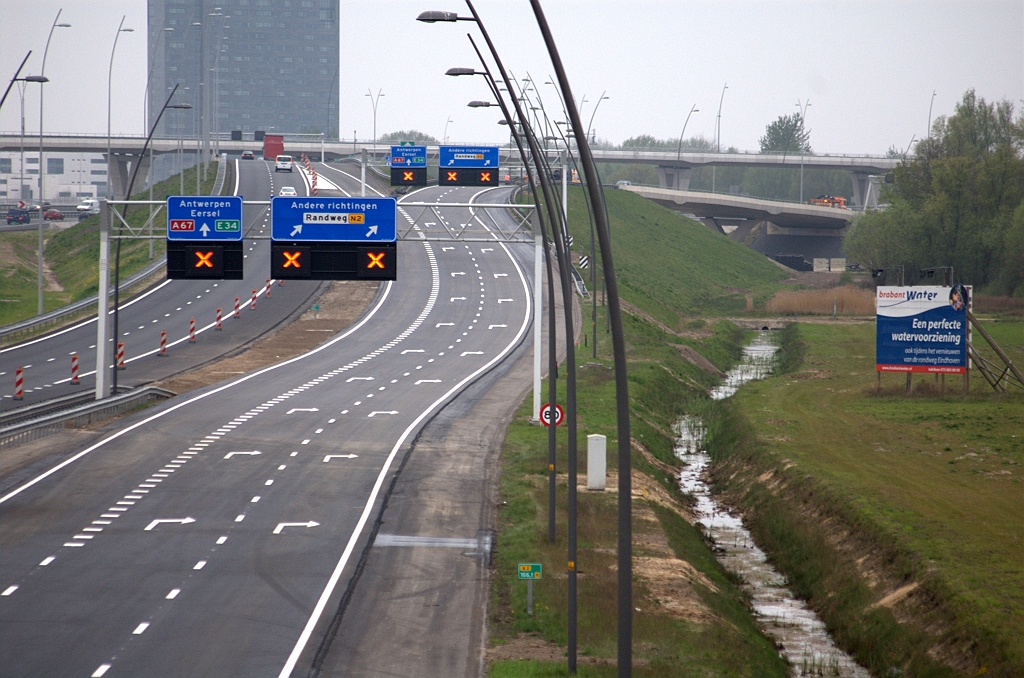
0;182;535;677
1;158;330;410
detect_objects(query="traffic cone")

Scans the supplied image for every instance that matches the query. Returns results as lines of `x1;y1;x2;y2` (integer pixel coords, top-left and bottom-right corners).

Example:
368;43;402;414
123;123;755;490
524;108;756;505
189;317;196;343
70;353;80;385
116;341;126;370
158;329;167;356
14;367;23;400
234;296;241;318
216;307;223;330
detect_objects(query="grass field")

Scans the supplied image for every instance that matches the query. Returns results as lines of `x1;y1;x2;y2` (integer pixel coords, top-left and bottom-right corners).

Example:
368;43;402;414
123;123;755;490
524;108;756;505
0;162;222;328
711;319;1024;676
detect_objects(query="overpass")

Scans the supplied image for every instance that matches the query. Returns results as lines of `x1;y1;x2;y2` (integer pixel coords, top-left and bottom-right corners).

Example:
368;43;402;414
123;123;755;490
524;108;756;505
1;133;896;207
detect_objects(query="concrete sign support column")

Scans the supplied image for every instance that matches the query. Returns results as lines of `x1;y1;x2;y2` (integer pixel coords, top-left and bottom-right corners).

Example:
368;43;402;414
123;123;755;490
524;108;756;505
533;234;543;421
95;201;110;400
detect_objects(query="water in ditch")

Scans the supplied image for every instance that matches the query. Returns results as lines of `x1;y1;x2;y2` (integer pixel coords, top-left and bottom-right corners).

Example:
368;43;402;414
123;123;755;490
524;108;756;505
676;332;871;677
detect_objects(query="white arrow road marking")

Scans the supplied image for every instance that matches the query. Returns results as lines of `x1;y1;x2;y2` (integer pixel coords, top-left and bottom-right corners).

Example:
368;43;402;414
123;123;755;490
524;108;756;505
366;225;378;237
415;379;442;385
481;248;493;252
424;222;437;227
436;322;455;327
287;408;319;415
200;223;211;237
493;273;508;278
290;224;303;236
144;517;196;531
401;349;425;354
224;451;261;458
450;297;466;302
498;298;514;303
451;272;465;277
368;411;398;417
323;454;359;462
274;521;320;534
488;324;507;329
460;351;484;356
346;377;374;382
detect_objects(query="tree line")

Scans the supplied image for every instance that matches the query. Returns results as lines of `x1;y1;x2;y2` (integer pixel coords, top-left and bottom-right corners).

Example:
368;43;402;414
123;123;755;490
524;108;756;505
845;90;1024;295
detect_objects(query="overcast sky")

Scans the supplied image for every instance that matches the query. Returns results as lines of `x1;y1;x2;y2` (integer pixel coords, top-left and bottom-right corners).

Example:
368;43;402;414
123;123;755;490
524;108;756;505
1;1;1021;155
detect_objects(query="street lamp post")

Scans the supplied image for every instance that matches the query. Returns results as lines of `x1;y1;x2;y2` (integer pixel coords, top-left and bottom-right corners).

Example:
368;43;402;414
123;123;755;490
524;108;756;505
107;16;134;202
365;88;384;156
675;104;699;190
927;90;937;140
443;116;453;143
712;82;727;193
795;99;811;202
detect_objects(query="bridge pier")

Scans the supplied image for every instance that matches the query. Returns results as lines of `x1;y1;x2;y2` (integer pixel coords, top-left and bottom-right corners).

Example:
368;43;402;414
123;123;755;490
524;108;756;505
104;153;149;200
656;166;692;191
849;172;881;210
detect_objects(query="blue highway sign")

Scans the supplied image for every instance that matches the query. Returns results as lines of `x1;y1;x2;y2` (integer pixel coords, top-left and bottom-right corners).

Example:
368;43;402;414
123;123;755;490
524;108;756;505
439;145;499;168
390;145;427;168
271;196;397;242
167;196;243;241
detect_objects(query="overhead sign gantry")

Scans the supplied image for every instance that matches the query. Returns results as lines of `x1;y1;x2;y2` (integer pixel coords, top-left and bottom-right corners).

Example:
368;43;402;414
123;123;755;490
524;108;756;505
389;145;428;186
165;196;244;279
438;145;499;186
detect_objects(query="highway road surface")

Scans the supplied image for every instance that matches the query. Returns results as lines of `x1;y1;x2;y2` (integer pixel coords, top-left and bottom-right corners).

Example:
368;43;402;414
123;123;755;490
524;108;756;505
0;181;535;677
0;158;365;410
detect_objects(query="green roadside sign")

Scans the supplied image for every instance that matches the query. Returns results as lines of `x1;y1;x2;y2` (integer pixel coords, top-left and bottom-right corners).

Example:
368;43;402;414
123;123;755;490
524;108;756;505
518;563;542;580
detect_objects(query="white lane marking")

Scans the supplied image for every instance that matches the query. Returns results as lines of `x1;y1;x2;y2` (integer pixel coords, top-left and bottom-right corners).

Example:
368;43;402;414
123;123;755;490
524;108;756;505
273;521;319;534
442;246;454;251
450;297;466;301
166;588;180;599
367;411;398;417
346;377;373;382
92;664;112;677
493;273;508;278
460;351;484;356
451;272;465;277
498;298;514;303
217;536;228;544
286;408;319;414
489;324;507;329
323;454;358;462
144;517;195;531
2;585;17;596
278;199;532;676
278;465;287;470
40;556;55;566
193;561;206;570
223;451;261;459
301;439;310;445
251;496;261;503
415;379;442;385
133;622;150;634
436;322;454;327
235;515;245;522
400;349;424;354
264;479;274;486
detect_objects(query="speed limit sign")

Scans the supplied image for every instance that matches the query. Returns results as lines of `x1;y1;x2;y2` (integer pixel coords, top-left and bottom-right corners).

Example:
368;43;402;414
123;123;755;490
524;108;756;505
540;403;565;427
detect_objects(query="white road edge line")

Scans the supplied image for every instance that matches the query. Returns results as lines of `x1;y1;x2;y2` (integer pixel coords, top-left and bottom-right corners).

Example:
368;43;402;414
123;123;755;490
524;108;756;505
277;186;532;678
0;282;393;505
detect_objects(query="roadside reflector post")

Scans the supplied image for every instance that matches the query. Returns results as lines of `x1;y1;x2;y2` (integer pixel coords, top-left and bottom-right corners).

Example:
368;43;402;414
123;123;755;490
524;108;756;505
587;434;607;491
234;296;241;318
14;366;24;400
189;317;196;343
159;330;167;356
116;342;126;370
215;307;223;330
251;289;257;310
266;279;271;298
70;353;80;385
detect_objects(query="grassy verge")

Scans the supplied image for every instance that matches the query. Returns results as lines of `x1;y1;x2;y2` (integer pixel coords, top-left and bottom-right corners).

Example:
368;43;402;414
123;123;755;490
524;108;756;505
489;307;789;676
703;320;1024;677
0;161;222;330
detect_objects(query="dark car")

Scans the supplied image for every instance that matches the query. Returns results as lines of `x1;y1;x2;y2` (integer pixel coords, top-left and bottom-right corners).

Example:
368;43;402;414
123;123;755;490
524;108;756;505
43;208;64;221
241;150;255;160
6;208;31;225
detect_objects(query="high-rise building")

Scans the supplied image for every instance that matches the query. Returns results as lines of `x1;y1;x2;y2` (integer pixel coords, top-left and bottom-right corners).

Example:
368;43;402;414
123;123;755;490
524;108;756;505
147;0;340;145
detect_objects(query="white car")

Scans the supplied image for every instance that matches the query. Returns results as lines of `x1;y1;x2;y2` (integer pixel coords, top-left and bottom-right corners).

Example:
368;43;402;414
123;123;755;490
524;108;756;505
275;155;294;172
278;186;298;196
76;198;100;214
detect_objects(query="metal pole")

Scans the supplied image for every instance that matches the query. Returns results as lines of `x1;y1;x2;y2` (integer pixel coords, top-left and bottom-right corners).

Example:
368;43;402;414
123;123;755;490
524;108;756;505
95;201;110;400
529;2;633;674
361;148;366;196
533;234;543;421
38;10;67;316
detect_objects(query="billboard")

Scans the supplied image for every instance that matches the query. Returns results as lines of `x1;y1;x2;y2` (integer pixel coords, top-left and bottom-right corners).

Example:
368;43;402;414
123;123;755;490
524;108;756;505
876;285;970;374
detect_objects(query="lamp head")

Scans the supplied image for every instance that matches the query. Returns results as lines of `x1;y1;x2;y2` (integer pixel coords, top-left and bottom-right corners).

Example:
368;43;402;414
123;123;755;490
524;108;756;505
445;67;476;77
417;10;459;22
24;75;49;83
467;101;492;108
57;23;71;28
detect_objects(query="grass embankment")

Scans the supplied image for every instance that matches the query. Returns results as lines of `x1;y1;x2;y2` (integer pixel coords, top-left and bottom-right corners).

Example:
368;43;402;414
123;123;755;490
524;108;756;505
489;189;793;675
703;320;1024;677
0;161;222;328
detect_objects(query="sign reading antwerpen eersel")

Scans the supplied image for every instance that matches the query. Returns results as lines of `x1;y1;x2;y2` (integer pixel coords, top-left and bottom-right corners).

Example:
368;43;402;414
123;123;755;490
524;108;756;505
876;286;969;374
271;197;397;242
166;196;243;241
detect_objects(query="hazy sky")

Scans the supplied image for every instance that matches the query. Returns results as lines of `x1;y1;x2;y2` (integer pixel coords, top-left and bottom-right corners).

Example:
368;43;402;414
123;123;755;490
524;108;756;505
1;1;1021;155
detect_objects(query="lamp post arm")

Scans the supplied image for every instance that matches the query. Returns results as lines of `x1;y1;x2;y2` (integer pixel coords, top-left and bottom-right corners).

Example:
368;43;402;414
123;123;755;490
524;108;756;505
0;51;31;114
528;2;633;676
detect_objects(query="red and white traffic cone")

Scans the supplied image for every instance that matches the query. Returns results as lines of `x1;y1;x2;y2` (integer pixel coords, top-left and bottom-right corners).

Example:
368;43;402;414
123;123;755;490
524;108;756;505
189;317;196;343
14;366;24;400
70;353;80;385
250;289;257;310
278;279;283;286
234;296;241;318
265;279;271;298
158;329;167;356
116;341;126;370
215;307;223;330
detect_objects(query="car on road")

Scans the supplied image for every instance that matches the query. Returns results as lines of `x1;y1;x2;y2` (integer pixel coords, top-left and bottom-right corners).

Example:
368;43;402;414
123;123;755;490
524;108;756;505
278;186;298;196
241;150;255;160
76;198;100;214
275;155;294;172
43;208;65;221
6;208;31;224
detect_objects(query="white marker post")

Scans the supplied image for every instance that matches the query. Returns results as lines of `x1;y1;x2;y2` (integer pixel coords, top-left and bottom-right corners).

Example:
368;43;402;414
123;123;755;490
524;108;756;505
587;434;607;490
533;234;543;422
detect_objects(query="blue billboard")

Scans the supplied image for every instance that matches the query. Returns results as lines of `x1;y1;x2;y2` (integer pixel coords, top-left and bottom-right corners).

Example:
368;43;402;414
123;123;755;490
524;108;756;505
166;196;243;241
271;197;397;242
439;145;499;168
389;145;427;168
876;285;969;374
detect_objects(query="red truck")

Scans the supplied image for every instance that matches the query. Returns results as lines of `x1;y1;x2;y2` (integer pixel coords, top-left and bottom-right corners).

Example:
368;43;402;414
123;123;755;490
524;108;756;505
263;134;284;160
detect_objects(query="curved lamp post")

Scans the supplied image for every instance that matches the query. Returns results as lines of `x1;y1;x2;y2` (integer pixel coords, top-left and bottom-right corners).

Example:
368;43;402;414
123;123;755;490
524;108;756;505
676;104;699;163
106;16;133;202
712;82;727;193
795;99;811;202
365;88;384;154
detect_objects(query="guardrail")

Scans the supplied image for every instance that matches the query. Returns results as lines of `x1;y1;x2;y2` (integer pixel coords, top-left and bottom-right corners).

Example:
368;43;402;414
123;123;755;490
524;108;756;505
0;385;175;450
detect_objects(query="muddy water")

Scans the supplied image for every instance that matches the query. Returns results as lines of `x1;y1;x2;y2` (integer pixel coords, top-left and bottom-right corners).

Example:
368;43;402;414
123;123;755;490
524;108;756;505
677;333;871;677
